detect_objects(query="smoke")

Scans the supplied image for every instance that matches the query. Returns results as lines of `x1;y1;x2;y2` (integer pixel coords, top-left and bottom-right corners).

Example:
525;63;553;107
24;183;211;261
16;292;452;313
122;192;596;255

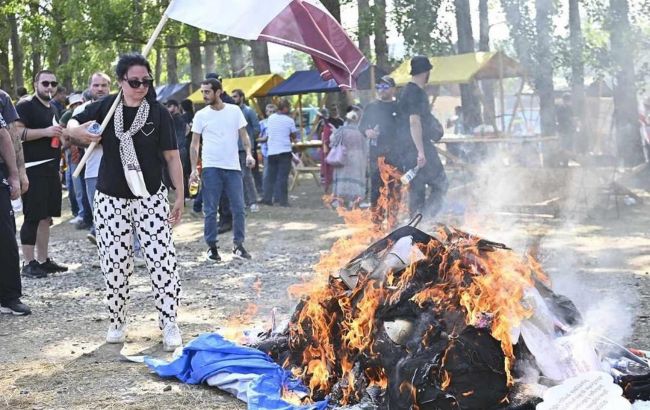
440;145;638;344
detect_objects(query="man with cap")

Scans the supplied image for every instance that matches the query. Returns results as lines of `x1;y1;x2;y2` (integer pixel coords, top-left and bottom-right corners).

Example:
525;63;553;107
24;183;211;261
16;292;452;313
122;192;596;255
165;99;190;196
396;56;447;219
359;75;400;226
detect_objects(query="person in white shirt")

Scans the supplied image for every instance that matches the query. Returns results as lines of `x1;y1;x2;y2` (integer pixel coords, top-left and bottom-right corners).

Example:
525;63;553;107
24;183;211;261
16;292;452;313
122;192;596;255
261;99;298;207
190;78;255;262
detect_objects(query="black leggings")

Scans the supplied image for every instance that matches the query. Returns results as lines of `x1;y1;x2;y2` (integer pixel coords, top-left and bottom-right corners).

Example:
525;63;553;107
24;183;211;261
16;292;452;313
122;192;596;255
20;218;42;245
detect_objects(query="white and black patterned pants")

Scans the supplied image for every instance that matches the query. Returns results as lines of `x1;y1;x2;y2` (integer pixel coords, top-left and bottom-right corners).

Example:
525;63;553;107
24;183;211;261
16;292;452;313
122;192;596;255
94;186;180;330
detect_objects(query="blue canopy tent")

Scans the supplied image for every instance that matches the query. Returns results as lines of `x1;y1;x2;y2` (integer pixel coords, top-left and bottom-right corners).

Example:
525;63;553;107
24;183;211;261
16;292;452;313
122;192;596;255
267;70;341;134
155;82;193;103
266;70;340;97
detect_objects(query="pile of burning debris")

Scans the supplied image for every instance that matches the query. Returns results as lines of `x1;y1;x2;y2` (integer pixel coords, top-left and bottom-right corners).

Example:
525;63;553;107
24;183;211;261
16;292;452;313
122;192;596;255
253;217;650;409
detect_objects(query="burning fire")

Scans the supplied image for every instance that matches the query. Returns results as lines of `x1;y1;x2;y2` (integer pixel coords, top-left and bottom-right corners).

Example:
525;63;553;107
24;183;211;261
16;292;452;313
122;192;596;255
264;160;550;407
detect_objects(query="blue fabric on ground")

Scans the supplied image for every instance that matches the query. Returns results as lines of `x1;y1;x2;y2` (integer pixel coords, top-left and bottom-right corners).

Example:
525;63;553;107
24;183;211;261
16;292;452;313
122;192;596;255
144;333;328;410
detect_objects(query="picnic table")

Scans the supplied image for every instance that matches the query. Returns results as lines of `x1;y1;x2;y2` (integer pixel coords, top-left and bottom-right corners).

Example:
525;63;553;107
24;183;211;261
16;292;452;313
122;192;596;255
290;140;323;191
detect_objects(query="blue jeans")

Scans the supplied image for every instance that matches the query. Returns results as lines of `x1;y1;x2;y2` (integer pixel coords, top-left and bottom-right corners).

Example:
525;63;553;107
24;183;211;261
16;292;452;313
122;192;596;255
202;167;245;247
86;177;98;235
65;152;79;216
72;167;91;224
263;152;292;206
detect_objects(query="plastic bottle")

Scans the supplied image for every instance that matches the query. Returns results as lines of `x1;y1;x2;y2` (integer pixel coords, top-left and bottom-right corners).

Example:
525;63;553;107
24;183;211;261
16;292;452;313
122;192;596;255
400;166;419;185
189;178;200;197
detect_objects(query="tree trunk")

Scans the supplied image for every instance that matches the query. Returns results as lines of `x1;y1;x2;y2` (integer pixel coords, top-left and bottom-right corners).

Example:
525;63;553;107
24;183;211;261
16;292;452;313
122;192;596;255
0;36;10;92
29;3;42;78
250;40;271;75
500;0;535;75
454;0;481;129
188;27;203;85
204;32;217;75
154;46;162;85
608;0;643;165
478;0;496;126
357;0;371;58
568;0;586;151
535;0;556;136
228;37;245;77
374;0;389;71
8;14;23;92
59;43;72;90
166;34;179;84
320;0;349;119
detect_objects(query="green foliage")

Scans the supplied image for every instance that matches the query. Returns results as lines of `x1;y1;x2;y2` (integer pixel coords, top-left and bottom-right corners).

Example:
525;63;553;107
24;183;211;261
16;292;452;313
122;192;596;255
392;0;453;56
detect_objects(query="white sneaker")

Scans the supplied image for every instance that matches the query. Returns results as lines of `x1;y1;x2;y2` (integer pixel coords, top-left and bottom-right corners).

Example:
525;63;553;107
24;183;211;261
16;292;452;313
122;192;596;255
69;215;83;225
249;203;260;213
162;322;182;352
106;324;127;343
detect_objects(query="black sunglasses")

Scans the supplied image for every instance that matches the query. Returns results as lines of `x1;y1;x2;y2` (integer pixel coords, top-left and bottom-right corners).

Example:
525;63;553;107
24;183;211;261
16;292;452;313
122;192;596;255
125;78;153;89
41;80;58;88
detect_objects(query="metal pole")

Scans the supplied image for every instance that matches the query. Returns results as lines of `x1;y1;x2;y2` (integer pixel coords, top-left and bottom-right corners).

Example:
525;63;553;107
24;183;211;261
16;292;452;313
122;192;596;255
73;14;170;178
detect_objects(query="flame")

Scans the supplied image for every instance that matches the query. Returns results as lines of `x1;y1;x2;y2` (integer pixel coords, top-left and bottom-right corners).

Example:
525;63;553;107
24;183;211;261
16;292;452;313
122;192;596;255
221;303;259;343
279;159;548;404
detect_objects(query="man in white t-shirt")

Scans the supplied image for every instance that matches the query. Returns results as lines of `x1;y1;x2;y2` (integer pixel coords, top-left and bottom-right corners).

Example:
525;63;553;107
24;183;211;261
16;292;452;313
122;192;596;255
261;99;298;207
190;78;255;262
69;72;111;244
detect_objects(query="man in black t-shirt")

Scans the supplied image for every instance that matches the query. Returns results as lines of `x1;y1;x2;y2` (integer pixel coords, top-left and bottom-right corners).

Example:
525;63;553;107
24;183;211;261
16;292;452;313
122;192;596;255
396;56;448;219
15;70;68;278
359;75;401;225
0;111;32;315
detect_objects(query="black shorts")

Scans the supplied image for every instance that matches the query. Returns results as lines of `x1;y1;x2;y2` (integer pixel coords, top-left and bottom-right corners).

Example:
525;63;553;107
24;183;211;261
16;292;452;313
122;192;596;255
22;166;62;222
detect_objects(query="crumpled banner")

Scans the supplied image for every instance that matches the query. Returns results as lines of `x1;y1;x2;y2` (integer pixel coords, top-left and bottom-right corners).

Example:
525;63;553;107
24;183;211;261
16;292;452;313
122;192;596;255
144;333;328;410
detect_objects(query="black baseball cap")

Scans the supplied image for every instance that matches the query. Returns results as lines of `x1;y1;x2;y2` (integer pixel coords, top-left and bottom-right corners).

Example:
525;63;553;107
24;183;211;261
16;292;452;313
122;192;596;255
410;56;433;76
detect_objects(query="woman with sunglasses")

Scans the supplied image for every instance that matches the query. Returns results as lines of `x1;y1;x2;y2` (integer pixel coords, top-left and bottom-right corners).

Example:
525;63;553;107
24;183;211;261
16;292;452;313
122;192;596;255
67;53;184;351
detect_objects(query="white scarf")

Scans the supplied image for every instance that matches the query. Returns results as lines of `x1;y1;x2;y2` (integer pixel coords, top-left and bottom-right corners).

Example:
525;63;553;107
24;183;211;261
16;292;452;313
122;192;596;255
114;98;151;197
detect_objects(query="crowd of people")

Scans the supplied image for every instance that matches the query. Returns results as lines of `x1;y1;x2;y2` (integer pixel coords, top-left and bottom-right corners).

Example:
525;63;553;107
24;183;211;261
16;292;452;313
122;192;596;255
0;54;449;352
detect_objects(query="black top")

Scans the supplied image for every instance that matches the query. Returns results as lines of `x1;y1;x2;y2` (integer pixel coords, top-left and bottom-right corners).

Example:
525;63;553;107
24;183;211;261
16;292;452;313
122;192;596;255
328;117;344;129
16;96;61;174
359;99;398;158
73;94;177;199
395;82;445;172
171;113;188;151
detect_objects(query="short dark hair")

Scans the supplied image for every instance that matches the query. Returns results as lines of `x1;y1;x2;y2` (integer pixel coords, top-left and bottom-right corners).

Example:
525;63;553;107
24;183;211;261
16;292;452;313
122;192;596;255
165;99;179;107
115;53;152;80
34;70;55;83
201;78;222;92
180;99;194;114
16;86;27;97
232;89;244;99
278;98;291;111
89;71;111;86
56;85;66;95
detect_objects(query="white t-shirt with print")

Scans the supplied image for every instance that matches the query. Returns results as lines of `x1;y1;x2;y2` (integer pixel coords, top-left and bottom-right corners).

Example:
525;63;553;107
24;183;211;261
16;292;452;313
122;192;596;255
266;113;297;156
192;103;247;171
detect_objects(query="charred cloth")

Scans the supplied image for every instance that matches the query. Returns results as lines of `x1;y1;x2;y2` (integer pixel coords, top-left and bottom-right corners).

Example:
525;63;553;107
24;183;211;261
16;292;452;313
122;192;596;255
254;223;587;409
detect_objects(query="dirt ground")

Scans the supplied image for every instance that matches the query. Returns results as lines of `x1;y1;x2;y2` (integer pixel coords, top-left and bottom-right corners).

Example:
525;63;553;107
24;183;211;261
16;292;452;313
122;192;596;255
1;168;650;409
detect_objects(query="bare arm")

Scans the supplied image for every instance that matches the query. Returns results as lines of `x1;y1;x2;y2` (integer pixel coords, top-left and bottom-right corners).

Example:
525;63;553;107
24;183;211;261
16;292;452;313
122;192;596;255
409;114;427;167
162;149;184;226
189;132;201;178
0;127;20;199
239;128;252;156
239;128;255;168
14;120;63;142
8;121;28;193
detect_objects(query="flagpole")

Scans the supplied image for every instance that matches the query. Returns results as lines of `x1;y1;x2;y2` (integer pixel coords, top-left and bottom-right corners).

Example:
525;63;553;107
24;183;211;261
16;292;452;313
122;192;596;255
73;13;171;178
